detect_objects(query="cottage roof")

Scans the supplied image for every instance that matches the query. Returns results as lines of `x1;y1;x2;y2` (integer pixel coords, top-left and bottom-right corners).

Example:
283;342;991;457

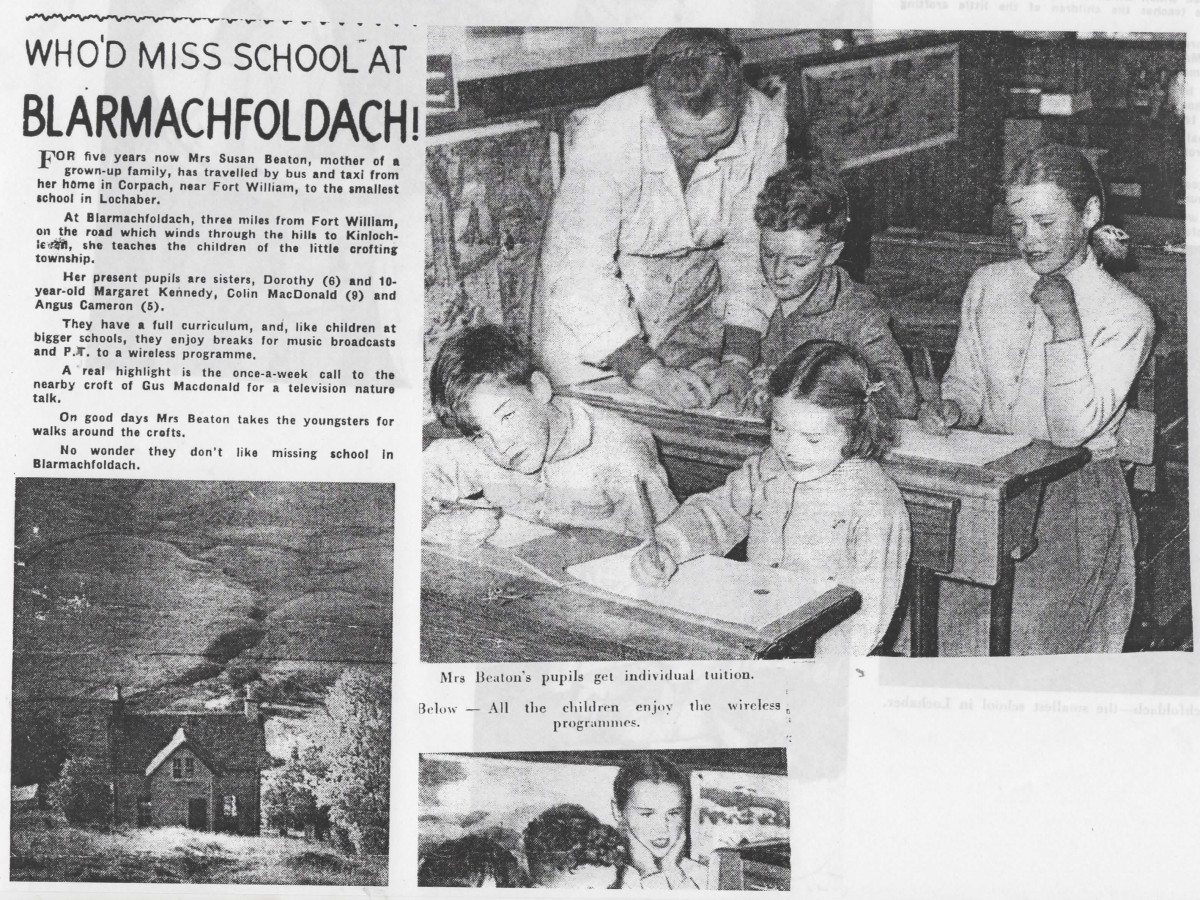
143;726;225;776
11;784;38;803
110;712;269;775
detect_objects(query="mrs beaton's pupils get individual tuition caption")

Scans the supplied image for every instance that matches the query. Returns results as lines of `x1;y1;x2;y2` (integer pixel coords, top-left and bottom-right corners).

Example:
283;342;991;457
422;666;785;734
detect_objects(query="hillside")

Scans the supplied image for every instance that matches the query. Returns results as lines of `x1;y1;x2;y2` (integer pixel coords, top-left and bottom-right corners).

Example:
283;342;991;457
13;478;393;761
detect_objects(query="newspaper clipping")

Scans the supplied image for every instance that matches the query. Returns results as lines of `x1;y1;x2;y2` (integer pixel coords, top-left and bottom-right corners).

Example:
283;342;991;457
2;1;1197;897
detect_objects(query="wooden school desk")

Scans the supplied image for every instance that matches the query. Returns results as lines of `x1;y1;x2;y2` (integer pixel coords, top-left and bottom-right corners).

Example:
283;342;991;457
421;525;862;663
562;386;1091;657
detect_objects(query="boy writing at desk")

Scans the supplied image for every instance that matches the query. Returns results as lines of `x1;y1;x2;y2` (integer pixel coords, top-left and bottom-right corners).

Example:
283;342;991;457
712;160;919;419
423;324;678;545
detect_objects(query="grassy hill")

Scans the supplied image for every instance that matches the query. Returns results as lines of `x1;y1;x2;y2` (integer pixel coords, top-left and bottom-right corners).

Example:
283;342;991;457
11;812;386;884
14;479;391;708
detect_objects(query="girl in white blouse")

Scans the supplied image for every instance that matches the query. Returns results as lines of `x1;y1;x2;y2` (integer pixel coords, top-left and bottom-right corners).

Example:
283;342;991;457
613;755;707;890
919;144;1155;654
631;339;911;657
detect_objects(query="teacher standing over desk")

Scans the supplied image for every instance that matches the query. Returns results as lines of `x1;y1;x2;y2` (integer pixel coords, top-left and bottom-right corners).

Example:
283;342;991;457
533;29;787;408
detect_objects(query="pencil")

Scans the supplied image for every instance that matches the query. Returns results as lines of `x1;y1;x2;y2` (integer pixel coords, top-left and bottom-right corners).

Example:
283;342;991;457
921;347;942;405
432;496;493;513
634;476;661;569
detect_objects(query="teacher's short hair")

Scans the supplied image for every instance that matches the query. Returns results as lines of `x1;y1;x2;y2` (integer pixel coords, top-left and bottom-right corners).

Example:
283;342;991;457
645;28;746;117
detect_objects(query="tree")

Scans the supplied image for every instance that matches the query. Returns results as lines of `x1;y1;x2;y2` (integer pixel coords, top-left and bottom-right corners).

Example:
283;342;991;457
315;670;390;855
11;709;70;793
263;745;329;836
48;757;111;827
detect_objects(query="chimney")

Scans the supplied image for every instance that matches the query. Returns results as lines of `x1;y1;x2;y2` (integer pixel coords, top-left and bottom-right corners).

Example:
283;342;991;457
110;684;124;722
243;685;259;722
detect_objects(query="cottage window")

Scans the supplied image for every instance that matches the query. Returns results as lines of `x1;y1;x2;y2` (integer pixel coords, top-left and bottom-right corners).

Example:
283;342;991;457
223;795;237;818
172;755;195;780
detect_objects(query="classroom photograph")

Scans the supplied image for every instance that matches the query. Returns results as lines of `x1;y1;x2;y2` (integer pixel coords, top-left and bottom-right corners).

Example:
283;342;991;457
418;749;790;890
421;27;1189;662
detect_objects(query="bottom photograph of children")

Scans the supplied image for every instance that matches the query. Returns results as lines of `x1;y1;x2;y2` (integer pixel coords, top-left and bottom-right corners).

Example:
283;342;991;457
418;749;790;890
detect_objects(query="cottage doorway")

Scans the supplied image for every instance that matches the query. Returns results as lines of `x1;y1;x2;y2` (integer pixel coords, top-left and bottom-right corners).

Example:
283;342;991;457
187;798;207;830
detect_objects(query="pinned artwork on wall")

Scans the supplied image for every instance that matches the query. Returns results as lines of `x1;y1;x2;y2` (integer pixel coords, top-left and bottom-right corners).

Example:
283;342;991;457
424;120;556;411
690;769;790;856
801;43;959;170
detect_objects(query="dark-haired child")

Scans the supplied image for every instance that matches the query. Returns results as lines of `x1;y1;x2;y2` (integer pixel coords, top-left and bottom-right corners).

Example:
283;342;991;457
919;144;1155;655
714;160;918;418
611;754;706;890
633;340;911;656
417;834;527;888
523;803;626;890
423;324;677;543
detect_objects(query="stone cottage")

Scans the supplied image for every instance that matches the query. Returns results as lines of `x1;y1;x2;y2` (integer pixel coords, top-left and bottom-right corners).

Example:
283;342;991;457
107;687;270;834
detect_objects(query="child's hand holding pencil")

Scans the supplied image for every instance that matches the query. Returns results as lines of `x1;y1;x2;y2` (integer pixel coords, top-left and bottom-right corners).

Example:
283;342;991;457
631;541;678;589
422;506;501;547
630;476;678;589
915;347;962;437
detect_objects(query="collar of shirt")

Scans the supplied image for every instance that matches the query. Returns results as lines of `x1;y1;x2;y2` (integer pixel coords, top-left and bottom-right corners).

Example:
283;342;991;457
1015;247;1102;303
778;266;842;321
639;97;751;183
1064;248;1103;302
543;396;595;464
759;446;875;488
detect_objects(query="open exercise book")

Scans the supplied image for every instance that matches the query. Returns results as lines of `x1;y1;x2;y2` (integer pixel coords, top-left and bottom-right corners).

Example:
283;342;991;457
487;515;558;548
890;420;1030;467
567;546;839;637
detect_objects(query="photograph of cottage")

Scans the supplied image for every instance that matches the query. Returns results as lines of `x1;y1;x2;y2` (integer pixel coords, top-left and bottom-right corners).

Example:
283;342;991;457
11;479;392;885
108;686;268;834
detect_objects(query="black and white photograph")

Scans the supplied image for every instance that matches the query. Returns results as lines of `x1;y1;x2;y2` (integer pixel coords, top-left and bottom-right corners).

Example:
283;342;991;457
11;479;392;885
421;27;1189;663
418;749;790;890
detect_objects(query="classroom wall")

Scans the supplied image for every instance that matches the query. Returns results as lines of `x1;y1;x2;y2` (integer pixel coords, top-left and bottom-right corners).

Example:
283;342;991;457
435;32;1019;244
434;31;1184;236
423;30;1186;384
861;34;1186;241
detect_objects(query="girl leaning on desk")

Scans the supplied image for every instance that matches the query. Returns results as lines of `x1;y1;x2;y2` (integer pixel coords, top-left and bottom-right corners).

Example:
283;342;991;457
918;144;1155;656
